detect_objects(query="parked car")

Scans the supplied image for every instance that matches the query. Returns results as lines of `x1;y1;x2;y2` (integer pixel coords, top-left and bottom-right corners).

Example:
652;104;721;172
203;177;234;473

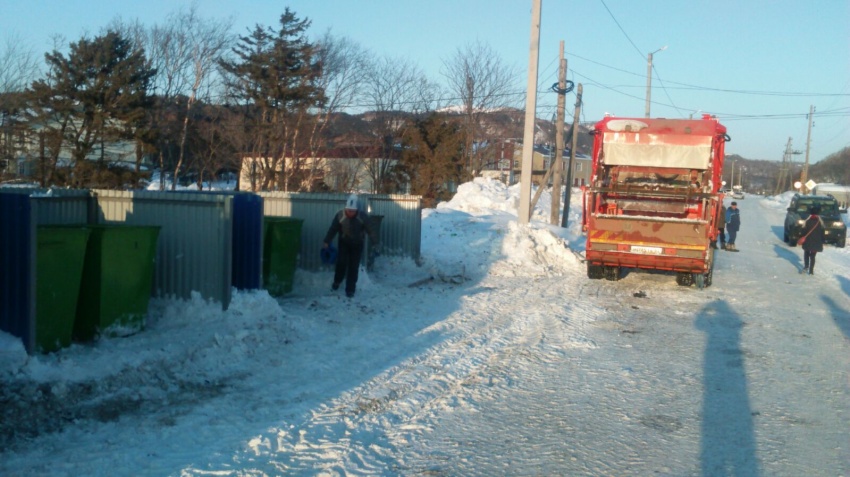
784;193;846;248
730;185;745;199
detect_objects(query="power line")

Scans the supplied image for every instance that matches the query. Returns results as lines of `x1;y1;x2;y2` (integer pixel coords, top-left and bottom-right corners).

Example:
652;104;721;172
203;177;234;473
598;0;644;61
564;51;850;98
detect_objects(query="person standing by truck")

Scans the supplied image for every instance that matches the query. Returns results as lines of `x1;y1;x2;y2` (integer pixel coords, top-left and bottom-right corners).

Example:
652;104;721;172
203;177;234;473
725;202;741;251
715;204;727;250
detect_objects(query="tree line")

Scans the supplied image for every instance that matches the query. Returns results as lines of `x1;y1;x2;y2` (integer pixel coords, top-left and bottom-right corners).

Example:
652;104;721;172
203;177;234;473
0;7;521;205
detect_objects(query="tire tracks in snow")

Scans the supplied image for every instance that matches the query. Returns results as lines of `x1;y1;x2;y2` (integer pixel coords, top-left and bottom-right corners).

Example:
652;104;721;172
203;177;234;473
238;274;605;474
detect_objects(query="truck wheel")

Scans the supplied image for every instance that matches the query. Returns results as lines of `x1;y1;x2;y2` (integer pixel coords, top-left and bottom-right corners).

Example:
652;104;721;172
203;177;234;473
604;266;620;281
587;264;604;279
838;237;846;248
675;272;693;287
694;273;705;289
704;249;715;288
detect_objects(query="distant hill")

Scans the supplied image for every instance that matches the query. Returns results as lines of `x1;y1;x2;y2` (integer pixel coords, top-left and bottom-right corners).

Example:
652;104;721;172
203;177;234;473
721;146;850;194
809;147;850;185
327;108;595;156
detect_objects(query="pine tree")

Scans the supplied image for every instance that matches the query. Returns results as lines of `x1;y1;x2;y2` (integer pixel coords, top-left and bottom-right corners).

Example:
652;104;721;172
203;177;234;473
27;31;155;187
400;114;465;207
219;8;325;191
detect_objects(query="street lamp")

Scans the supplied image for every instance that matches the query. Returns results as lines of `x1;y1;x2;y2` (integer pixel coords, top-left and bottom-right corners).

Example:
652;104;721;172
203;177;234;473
644;46;667;118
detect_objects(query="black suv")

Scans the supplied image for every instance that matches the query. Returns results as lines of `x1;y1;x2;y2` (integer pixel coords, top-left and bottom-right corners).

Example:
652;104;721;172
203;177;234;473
784;194;846;248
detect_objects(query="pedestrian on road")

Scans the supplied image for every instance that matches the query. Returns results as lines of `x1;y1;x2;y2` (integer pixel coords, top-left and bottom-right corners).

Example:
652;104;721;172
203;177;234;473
323;194;374;298
725;201;741;251
714;203;727;250
799;205;825;275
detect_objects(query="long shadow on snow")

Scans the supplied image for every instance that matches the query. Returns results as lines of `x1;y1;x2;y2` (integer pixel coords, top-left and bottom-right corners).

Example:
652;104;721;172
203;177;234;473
823;287;850;341
182;212;513;474
772;243;803;271
695;300;761;476
770;225;787;242
837;275;850;302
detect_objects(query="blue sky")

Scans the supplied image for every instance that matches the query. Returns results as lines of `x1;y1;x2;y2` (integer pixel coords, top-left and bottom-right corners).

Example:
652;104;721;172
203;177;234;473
2;0;848;163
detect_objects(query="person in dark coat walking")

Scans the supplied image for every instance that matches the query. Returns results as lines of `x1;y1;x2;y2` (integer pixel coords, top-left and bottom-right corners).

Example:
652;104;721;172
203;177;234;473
800;205;826;275
725;202;741;251
323;194;374;297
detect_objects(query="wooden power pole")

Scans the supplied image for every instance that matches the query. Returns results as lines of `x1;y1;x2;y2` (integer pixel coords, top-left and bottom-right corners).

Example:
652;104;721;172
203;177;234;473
801;105;814;194
562;83;582;228
775;137;802;194
550;41;566;226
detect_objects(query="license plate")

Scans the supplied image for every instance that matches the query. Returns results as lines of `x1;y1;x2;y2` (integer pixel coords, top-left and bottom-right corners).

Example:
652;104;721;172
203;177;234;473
631;246;662;255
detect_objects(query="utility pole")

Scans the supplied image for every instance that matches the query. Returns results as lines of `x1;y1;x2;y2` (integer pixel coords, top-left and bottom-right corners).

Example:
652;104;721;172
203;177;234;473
775;138;792;195
644;46;666;118
518;0;541;224
730;160;734;189
550;41;566;226
562;83;582;228
801;105;814;194
774;138;802;194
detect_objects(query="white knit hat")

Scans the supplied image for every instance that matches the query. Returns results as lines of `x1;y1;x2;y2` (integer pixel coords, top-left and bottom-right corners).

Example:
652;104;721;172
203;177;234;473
344;194;359;210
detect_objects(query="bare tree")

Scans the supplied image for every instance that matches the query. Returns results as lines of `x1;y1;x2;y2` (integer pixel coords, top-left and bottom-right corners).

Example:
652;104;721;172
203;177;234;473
191;103;237;189
107;18;159;183
117;5;233;190
0;34;40;95
0;34;41;178
301;31;370;191
442;40;520;176
171;6;233;190
362;55;437;193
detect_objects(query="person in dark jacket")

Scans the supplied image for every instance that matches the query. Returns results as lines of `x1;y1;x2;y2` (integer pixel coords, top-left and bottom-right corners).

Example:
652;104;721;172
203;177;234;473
725;202;741;251
714;203;727;250
800;205;826;275
323;194;374;297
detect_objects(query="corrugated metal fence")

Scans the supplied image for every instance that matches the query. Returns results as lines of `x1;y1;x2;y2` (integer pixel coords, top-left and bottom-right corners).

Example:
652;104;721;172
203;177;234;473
1;188;420;352
260;192;422;271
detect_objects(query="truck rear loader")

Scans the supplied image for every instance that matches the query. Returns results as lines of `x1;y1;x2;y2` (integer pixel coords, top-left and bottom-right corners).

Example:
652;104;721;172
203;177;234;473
581;115;729;288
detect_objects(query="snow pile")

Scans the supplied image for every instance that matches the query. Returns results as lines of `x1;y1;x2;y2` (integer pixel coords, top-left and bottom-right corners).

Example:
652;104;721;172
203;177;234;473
425;178;580;280
0;333;27;377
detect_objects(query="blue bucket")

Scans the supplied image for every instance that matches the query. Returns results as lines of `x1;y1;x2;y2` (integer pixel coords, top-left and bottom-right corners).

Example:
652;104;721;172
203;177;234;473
320;245;338;265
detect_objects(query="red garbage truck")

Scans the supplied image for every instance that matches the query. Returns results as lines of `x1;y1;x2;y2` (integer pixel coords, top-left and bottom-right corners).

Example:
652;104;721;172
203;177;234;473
581;115;729;288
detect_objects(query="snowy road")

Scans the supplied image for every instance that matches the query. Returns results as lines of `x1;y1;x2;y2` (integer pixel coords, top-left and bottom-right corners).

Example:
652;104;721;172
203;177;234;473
207;196;850;475
1;188;849;476
244;196;850;476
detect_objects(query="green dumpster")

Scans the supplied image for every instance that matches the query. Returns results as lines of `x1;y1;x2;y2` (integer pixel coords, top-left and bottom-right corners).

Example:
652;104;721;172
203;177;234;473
263;217;303;296
74;225;160;341
36;226;90;353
